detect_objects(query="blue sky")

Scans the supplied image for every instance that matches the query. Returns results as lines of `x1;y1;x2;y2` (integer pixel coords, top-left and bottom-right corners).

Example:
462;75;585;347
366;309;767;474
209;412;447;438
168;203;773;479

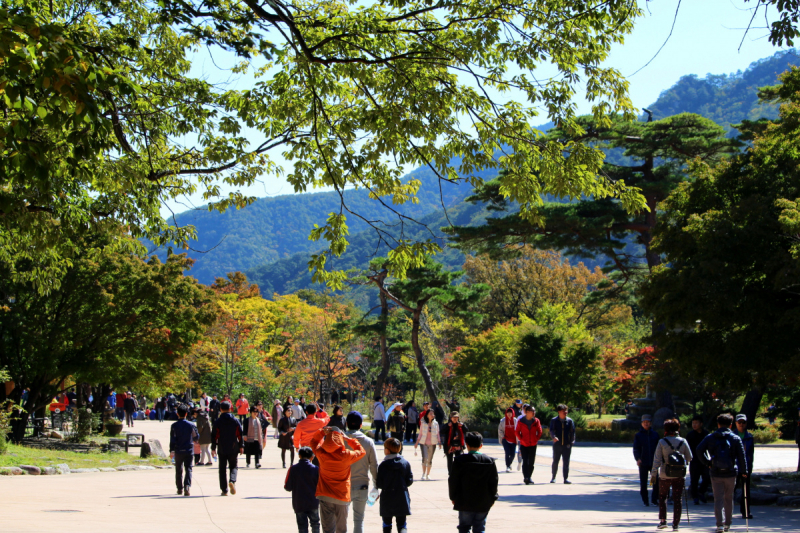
163;0;795;216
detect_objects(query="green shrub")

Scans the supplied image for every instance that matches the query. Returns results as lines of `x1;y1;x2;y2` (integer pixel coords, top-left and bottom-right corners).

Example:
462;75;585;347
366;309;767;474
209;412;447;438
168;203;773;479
575;427;637;443
570;409;588;429
587;418;613;430
751;426;780;444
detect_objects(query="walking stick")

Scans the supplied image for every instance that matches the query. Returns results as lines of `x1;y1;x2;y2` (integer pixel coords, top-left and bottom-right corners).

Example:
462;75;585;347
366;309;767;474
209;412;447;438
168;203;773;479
683;479;690;525
744;476;750;533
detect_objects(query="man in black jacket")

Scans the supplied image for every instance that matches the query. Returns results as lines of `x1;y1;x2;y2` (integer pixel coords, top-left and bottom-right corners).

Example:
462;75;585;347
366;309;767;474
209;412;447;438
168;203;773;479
169;405;199;496
686;415;710;505
449;432;498;533
209;394;220;423
211;401;244;496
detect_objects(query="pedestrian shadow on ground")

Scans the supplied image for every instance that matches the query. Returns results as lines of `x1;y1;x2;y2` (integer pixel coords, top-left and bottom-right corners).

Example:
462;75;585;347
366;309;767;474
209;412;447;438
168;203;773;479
110;495;212;499
242;496;292;500
500;487;800;531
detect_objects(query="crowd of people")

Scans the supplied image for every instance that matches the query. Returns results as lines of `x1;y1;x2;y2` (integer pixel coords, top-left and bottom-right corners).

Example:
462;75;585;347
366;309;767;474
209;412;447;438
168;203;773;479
160;392;794;533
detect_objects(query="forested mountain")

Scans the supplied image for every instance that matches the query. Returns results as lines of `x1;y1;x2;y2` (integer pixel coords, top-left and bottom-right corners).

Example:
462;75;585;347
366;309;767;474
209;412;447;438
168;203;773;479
152;163;495;283
157;49;799;291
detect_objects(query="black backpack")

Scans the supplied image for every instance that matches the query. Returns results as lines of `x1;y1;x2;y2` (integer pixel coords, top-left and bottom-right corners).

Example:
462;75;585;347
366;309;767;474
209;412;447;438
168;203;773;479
711;433;735;475
663;438;688;478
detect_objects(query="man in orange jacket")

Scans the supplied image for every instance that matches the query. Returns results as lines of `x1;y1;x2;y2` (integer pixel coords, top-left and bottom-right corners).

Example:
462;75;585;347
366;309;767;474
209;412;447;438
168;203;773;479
310;427;366;533
294;402;331;450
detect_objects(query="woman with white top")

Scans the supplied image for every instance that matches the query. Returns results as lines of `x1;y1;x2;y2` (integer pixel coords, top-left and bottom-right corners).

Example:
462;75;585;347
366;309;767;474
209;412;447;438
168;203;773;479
414;408;441;480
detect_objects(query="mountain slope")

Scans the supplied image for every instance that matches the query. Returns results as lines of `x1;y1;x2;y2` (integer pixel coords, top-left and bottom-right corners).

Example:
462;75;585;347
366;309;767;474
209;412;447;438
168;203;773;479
243;50;800;297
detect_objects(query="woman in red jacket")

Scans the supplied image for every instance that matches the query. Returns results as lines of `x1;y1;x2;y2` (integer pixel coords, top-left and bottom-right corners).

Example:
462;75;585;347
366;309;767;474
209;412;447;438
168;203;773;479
515;405;542;485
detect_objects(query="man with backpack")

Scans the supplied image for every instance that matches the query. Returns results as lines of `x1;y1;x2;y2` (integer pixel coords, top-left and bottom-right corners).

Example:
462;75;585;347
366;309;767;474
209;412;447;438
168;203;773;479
696;413;747;533
733;414;754;520
651;418;692;531
634;414;660;506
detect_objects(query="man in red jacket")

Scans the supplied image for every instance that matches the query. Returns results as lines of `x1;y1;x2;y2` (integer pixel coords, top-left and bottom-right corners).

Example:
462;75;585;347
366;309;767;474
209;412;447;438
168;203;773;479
515;405;542;485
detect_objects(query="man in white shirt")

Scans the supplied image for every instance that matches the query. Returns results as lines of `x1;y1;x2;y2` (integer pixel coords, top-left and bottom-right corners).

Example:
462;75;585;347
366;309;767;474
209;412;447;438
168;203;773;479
198;392;209;412
291;399;306;420
372;396;386;443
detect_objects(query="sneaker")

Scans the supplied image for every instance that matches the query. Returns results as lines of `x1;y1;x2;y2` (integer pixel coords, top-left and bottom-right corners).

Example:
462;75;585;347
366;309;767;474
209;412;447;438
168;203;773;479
506;467;512;473
550;478;556;484
221;491;228;496
715;527;723;533
184;488;190;497
723;527;730;532
523;478;530;485
205;462;212;465
643;502;650;507
657;522;667;530
229;481;236;495
256;464;261;469
672;525;679;531
283;462;286;468
176;489;183;495
245;463;250;468
564;480;572;484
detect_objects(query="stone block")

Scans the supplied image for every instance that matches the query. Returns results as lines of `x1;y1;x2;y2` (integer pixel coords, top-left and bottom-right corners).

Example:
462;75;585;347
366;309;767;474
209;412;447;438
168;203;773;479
55;463;70;474
19;465;41;475
146;439;167;458
99;468;117;473
50;430;64;440
40;467;57;475
0;467;23;475
653;407;675;429
71;468;100;473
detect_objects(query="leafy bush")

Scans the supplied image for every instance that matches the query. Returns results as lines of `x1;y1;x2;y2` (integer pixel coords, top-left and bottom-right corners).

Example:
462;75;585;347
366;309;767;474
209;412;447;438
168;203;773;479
575;427;637;443
751;426;780;444
67;408;100;443
570;409;588;429
587;418;613;430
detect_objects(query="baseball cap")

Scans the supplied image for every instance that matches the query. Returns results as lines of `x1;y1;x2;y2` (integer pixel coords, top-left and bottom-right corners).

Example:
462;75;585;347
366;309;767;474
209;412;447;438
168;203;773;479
641;415;652;422
736;414;747;422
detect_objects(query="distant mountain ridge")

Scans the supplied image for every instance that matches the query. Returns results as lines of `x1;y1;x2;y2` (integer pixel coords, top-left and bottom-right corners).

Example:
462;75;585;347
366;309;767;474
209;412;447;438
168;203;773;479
161;49;800;290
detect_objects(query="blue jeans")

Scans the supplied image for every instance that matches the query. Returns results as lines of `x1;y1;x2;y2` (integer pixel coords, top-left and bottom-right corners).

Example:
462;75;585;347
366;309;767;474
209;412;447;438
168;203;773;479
501;439;516;468
458;511;488;533
157;408;165;422
295;508;320;533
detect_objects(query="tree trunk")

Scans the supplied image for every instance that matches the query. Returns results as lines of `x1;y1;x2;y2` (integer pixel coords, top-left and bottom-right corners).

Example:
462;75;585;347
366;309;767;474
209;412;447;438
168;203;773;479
373;278;391;399
410;309;438;405
739;389;762;430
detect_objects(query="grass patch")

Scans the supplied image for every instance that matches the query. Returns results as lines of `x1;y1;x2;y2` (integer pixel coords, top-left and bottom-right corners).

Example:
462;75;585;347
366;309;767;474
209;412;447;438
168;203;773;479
0;443;170;470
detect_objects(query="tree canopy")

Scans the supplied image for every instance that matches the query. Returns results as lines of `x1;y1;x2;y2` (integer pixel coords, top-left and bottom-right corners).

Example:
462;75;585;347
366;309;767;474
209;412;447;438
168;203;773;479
1;0;646;291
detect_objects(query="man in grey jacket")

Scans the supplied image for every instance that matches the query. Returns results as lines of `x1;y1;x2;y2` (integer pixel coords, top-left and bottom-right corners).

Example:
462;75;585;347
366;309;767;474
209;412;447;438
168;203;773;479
345;411;379;533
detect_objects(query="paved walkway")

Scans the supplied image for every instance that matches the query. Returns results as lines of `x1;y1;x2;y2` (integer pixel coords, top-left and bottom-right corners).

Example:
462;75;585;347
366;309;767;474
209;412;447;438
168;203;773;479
2;420;799;533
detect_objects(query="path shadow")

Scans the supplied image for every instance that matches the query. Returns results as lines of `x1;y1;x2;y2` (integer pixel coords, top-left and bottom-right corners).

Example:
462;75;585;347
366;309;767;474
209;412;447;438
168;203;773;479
111;495;212;499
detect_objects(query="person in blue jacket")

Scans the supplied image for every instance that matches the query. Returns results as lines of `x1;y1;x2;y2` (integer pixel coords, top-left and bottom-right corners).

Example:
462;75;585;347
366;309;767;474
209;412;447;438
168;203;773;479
377;438;414;533
633;414;660;506
284;446;321;533
733;414;754;519
169;405;199;497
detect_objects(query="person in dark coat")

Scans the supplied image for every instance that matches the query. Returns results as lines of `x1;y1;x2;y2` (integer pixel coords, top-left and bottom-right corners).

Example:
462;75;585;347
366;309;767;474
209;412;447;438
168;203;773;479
443;412;469;473
285;446;321;533
279;408;299;468
211;401;244;496
686;415;710;505
633;414;660;506
795;408;800;472
169;405;199;496
329;405;346;431
376;438;413;533
734;414;755;519
449;432;498;533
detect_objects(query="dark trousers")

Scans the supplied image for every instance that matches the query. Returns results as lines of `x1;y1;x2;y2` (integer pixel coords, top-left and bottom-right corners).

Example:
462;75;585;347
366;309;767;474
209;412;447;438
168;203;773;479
446;449;463;473
738;475;752;517
501;439;516;468
639;464;658;504
245;441;262;466
404;425;417;442
296;508;321;533
174;452;193;490
797;444;800;472
282;447;295;465
157;408;165;422
457;510;488;533
519;444;537;480
238;414;247;425
373;420;386;441
218;452;239;492
552;443;572;481
658;477;684;525
690;460;710;501
381;513;407;533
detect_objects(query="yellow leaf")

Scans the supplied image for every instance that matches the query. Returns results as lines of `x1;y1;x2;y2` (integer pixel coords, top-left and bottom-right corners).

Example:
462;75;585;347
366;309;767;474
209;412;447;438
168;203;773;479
75;101;85;115
42;77;50;89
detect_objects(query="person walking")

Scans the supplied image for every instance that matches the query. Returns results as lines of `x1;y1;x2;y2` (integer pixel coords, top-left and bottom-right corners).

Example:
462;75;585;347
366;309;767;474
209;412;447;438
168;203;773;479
733;414;754;520
209;394;220;423
549;404;575;484
235;393;250;425
404;401;418;444
446;398;461;414
796;408;800;472
510;399;523;418
294;403;331;450
377;438;414;533
198;392;209;413
292;398;307;421
211;401;244;496
449;432;498;533
651;418;692;530
272;399;284;439
373;396;387;443
285;446;321;533
345;411;379;533
156;395;167;423
123;392;137;428
196;409;213;465
634;414;660;505
279;408;299;468
696;413;748;533
686;415;710;505
386;403;407;450
115;390;126;421
497;408;518;473
329;405;346;431
310;427;367;533
443;411;468;474
169;405;199;497
243;406;265;468
515;405;542;485
414;408;441;480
